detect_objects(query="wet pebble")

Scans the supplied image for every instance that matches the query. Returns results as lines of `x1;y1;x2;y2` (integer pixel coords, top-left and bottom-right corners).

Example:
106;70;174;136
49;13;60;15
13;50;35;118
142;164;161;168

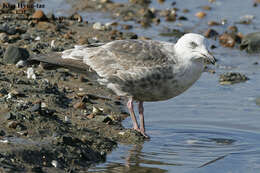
195;11;206;19
204;29;219;38
0;33;8;43
0;130;5;136
219;72;249;85
208;21;221;26
240;32;260;53
4;112;14;121
30;102;41;112
0;88;8;96
3;46;29;64
32;10;47;22
93;22;111;31
15;60;27;68
27;67;36;80
219;33;236;48
256;98;260;107
7;121;18;129
51;160;59;168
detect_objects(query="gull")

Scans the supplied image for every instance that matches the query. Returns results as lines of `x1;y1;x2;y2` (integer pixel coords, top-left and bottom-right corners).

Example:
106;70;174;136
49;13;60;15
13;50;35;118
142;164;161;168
31;33;215;138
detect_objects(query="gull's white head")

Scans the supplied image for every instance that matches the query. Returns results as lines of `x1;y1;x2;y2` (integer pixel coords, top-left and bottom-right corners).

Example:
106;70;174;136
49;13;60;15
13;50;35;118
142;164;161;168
174;33;216;64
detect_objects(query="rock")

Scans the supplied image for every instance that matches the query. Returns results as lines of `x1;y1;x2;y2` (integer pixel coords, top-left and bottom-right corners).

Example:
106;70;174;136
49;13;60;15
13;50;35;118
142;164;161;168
219;33;236;48
30;102;41;112
239;15;254;24
70;13;83;22
93;22;105;31
16;60;27;68
201;5;212;10
73;101;85;109
123;32;138;39
7;121;18;129
51;160;59;168
32;10;47;22
4;112;14;121
0;88;8;96
3;46;29;64
121;24;133;30
195;11;206;19
0;130;5;136
27;67;36;80
129;0;151;5
256;98;260;107
0;33;8;43
240;32;260;53
219;72;249;85
228;25;238;33
204;29;219;38
208;21;221;26
37;22;55;30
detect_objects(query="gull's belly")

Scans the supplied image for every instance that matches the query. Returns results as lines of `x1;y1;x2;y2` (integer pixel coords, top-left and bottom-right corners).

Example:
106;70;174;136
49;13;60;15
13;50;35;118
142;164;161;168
133;78;195;101
132;64;204;101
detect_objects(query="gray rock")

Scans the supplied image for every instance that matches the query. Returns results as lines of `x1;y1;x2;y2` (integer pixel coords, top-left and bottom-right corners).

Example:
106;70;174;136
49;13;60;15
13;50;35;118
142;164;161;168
219;72;249;85
4;112;14;121
16;60;27;68
240;32;260;53
0;24;17;35
3;46;29;64
256;98;260;107
0;33;8;43
0;130;5;136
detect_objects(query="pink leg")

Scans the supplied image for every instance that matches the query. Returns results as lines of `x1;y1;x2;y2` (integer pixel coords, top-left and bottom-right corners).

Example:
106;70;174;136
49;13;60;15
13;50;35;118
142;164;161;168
138;101;150;138
127;97;139;131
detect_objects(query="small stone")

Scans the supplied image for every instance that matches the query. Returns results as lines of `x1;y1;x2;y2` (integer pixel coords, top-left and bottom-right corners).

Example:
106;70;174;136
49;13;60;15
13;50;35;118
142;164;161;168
16;60;27;68
77;38;88;45
87;113;95;119
219;33;235;47
256;98;260;107
35;36;41;41
32;10;47;22
4;112;13;121
204;29;219;38
228;25;238;33
37;22;55;30
3;46;29;64
0;33;8;43
73;101;85;109
71;13;82;22
178;16;188;20
208;21;221;26
157;0;165;3
30;102;41;112
201;5;211;10
219;72;249;85
0;88;8;95
27;67;36;79
239;15;254;24
0;130;5;136
64;116;70;123
92;106;102;115
182;9;189;13
195;11;206;19
7;121;18;129
118;131;125;135
240;32;260;53
93;22;105;31
51;160;59;168
122;24;133;30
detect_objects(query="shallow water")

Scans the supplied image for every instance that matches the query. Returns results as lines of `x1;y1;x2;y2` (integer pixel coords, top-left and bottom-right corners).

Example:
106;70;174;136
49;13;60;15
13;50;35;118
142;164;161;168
42;0;260;172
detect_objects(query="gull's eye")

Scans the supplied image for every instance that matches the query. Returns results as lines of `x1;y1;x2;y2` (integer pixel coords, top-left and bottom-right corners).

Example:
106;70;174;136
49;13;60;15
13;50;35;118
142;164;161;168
190;41;198;49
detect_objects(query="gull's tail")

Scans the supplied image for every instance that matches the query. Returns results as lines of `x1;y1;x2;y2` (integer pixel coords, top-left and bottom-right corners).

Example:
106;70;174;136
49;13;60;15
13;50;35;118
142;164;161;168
29;52;99;81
